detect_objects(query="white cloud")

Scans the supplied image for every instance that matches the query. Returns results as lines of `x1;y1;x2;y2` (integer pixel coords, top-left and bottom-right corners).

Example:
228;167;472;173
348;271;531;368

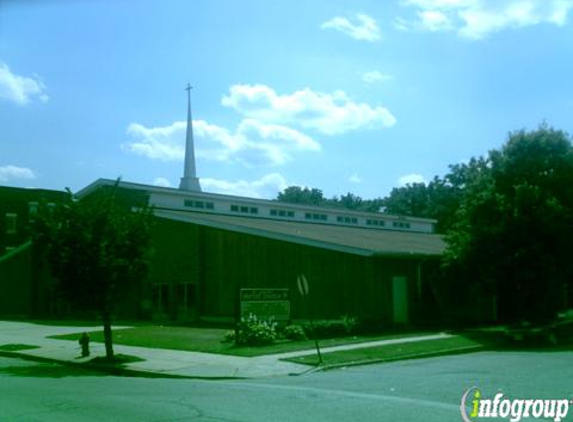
362;71;394;84
418;9;454;31
222;84;396;136
0;63;49;105
123;118;320;168
321;13;382;41
0;165;37;182
123;121;186;161
201;173;289;199
349;174;363;183
125;83;396;169
398;173;427;186
397;0;573;39
152;177;172;188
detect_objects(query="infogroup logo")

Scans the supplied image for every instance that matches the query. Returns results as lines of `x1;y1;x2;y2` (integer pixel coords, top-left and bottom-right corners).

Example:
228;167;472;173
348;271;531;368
460;387;572;422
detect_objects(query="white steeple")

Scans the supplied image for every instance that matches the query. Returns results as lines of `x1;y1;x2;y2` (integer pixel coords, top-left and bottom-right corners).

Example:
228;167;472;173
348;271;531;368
179;83;202;191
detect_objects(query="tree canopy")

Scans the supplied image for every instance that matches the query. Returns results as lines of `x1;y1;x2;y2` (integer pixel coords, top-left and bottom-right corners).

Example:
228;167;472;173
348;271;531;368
443;126;573;323
277;186;326;206
34;182;153;359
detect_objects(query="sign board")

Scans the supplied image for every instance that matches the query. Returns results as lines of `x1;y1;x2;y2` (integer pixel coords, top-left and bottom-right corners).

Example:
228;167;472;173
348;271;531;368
240;288;290;322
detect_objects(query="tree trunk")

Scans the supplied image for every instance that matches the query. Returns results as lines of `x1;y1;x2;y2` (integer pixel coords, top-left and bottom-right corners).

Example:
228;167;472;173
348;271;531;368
102;309;114;360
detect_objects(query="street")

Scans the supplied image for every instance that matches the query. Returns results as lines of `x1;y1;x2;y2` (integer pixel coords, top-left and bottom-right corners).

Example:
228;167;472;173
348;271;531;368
1;351;572;422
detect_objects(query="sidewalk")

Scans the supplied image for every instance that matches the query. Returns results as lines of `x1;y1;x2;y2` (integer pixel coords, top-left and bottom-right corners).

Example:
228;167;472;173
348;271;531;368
0;321;454;379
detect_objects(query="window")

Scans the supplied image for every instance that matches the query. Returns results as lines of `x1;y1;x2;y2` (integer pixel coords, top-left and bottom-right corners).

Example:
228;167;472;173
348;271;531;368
306;213;327;221
176;283;196;309
28;202;39;222
185;199;214;210
152;283;170;313
367;219;386;227
271;209;295;219
336;216;357;224
393;221;411;229
5;213;17;234
231;204;258;215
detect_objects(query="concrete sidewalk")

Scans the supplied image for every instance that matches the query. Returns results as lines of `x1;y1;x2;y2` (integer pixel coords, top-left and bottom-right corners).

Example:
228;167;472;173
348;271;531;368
0;321;454;379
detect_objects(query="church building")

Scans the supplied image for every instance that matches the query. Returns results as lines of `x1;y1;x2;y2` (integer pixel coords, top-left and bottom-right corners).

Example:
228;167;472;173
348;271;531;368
76;86;446;326
0;86;446;326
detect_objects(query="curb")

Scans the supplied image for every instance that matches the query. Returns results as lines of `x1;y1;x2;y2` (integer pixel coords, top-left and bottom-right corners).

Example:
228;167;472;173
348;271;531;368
287;345;486;373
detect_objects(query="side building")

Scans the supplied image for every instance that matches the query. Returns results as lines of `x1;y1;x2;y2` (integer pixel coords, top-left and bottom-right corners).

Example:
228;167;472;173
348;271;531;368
0;185;68;317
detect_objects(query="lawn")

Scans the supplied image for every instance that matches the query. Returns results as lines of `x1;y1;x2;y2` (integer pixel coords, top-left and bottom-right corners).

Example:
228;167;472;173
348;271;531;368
284;336;484;366
50;326;431;357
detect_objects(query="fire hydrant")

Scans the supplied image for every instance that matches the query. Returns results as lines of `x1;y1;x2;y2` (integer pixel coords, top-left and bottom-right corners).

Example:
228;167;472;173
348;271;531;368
79;332;90;357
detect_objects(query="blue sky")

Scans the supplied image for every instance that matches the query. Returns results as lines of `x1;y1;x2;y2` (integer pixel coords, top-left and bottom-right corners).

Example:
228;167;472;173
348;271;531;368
1;0;573;199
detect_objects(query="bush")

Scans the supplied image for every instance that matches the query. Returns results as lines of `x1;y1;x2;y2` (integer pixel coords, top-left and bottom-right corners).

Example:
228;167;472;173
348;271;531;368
310;320;346;338
222;330;236;343
283;324;307;341
302;316;359;339
236;314;277;346
341;314;358;334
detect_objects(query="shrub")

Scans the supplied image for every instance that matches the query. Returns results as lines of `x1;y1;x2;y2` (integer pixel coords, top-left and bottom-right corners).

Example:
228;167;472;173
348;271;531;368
303;320;345;339
302;316;359;339
236;314;277;346
341;314;358;334
283;324;307;341
222;330;236;343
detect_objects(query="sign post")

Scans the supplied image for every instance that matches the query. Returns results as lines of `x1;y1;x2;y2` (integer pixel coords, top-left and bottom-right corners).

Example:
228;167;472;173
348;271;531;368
297;274;322;365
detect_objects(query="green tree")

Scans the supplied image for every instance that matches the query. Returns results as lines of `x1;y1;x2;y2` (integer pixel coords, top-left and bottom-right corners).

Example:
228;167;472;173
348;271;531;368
34;182;153;360
336;192;364;210
277;186;325;206
382;182;432;217
380;158;491;233
444;126;573;323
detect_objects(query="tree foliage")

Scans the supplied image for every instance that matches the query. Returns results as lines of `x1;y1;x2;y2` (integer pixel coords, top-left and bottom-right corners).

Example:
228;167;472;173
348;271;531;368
381;159;490;233
443;126;573;323
34;182;153;359
276;186;384;213
277;186;326;206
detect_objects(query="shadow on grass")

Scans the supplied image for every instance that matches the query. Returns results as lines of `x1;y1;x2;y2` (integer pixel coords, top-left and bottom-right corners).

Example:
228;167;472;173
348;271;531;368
453;329;573;353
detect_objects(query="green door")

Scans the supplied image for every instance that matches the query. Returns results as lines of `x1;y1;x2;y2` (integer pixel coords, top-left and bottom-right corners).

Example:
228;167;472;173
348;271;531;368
392;276;409;324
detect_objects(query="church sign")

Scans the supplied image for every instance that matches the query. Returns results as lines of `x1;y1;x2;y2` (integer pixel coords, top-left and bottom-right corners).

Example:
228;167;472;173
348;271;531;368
239;288;290;322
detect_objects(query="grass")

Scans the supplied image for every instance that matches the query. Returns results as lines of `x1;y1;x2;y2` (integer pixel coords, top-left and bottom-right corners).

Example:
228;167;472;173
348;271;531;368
50;326;432;357
284;336;484;367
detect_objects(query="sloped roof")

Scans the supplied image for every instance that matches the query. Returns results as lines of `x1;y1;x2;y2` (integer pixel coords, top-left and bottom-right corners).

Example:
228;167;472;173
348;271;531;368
154;209;446;258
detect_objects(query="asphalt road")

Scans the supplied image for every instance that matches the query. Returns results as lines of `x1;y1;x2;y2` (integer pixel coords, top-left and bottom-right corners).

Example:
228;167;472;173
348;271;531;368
1;351;572;422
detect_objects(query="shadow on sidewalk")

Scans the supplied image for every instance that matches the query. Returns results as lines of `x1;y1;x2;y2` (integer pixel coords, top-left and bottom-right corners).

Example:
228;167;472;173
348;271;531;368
0;362;105;378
